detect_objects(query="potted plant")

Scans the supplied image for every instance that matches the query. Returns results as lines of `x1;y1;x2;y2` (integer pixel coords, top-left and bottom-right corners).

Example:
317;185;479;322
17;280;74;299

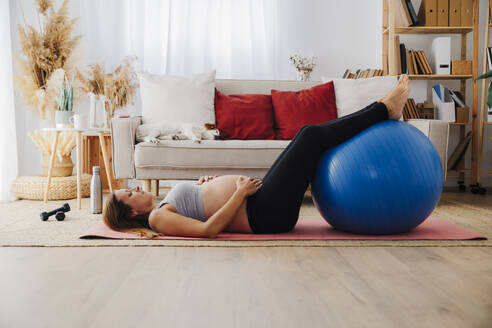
55;76;74;128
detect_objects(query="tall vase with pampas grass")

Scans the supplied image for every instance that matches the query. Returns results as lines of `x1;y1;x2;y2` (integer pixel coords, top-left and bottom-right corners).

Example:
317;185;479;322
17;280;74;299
15;0;81;122
14;0;81;176
77;57;139;129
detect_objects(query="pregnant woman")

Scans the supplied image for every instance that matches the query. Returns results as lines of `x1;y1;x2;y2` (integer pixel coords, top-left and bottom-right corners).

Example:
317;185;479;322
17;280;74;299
103;75;410;238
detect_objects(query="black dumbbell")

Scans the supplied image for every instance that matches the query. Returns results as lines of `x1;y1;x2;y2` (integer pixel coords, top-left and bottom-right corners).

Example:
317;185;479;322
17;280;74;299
40;203;70;221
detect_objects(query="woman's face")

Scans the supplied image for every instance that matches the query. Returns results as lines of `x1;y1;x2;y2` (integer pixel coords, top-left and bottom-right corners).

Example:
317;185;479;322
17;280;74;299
114;186;153;216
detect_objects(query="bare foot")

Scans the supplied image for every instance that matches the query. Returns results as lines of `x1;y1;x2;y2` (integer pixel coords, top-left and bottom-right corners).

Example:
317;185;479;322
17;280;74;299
379;74;411;120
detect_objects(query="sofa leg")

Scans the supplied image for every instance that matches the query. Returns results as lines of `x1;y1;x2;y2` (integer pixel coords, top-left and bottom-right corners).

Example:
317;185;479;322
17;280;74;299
142;180;151;192
151;180;159;197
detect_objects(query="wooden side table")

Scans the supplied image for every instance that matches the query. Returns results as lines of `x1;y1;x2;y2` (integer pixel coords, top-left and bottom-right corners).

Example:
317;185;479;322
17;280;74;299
82;131;127;192
42;128;127;209
42;127;84;208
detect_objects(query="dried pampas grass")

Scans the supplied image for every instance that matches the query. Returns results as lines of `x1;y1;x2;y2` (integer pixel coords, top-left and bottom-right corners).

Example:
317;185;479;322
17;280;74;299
77;57;139;116
15;0;81;120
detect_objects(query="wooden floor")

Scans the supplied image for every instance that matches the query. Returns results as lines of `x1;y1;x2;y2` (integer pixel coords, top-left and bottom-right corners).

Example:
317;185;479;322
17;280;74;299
1;190;491;328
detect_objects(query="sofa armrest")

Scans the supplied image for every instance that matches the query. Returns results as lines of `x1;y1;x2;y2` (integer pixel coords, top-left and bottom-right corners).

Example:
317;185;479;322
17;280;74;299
111;116;142;179
406;119;449;181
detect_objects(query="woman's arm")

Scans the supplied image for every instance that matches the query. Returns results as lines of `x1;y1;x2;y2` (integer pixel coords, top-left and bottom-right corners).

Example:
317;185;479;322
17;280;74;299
150;207;209;238
204;189;247;238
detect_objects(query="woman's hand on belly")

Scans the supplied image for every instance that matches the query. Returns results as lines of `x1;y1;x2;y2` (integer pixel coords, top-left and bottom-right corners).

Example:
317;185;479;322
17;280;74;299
200;175;253;233
196;175;219;185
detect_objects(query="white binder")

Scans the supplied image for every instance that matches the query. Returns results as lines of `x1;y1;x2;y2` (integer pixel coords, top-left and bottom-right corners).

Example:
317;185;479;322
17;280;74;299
430;37;451;75
432;84;455;122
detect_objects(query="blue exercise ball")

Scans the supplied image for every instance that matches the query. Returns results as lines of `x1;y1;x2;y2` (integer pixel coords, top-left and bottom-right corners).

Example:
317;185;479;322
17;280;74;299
311;120;443;235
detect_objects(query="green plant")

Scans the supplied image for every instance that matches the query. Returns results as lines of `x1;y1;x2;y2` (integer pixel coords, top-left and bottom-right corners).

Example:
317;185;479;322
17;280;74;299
57;76;74;111
475;70;492;108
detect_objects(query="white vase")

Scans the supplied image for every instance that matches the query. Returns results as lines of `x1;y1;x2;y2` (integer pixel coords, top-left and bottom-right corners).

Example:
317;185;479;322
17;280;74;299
88;93;112;129
296;68;313;82
55;111;74;128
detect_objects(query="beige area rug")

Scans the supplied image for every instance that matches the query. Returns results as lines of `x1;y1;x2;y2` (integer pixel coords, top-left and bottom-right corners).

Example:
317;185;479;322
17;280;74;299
0;192;491;247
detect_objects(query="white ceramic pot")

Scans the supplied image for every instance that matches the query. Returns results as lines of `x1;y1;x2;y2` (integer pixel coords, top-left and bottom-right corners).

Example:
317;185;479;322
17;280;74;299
55;111;74;128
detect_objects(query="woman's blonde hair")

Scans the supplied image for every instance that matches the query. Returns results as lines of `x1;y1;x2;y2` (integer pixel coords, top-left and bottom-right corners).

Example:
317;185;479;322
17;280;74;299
103;193;162;239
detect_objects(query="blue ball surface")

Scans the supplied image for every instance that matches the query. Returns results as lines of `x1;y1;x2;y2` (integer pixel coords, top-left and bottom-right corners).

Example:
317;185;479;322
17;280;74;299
311;120;443;235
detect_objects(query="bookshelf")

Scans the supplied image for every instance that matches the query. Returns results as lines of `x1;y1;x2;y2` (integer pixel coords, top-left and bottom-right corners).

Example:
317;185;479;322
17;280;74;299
382;0;480;193
477;0;492;194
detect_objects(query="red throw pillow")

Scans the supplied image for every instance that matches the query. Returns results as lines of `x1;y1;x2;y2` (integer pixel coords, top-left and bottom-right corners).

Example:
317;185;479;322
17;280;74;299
214;89;276;140
271;82;338;140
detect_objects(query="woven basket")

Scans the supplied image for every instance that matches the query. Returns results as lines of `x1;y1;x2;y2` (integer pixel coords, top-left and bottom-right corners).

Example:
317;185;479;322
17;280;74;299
11;174;92;200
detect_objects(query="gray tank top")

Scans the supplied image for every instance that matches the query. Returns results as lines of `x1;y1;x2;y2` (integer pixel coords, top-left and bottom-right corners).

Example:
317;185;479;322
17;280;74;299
148;182;207;232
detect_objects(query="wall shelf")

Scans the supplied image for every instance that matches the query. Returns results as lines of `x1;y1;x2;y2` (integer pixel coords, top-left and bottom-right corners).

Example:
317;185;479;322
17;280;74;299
449;122;472;126
394;26;474;34
407;74;472;80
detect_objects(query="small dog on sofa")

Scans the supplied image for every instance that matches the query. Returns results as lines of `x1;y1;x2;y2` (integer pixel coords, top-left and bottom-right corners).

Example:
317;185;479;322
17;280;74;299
136;122;219;144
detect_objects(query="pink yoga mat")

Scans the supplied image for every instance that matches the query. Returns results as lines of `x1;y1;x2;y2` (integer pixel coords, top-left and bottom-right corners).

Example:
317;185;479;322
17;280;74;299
80;217;485;240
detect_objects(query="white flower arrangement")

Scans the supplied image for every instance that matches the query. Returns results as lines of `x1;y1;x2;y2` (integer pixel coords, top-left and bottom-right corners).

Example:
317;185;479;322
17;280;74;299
289;53;317;71
289;53;317;81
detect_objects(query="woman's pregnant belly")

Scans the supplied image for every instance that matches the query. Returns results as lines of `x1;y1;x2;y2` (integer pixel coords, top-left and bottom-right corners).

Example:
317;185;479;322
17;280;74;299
200;175;253;233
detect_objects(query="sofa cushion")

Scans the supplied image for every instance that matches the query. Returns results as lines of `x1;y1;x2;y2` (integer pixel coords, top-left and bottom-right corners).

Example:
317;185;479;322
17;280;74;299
321;76;398;117
134;140;290;169
271;81;338;140
214;90;275;140
139;70;216;125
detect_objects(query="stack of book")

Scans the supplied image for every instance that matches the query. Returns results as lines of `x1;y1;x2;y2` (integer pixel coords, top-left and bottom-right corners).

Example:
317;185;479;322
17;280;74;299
403;98;421;120
399;44;433;75
342;69;384;79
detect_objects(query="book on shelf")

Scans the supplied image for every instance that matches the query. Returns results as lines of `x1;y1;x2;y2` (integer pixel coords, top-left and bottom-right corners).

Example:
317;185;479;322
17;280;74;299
400;44;407;75
449;89;467;108
396;0;412;27
395;36;402;74
404;0;419;26
406;49;414;74
401;0;413;26
341;69;384;79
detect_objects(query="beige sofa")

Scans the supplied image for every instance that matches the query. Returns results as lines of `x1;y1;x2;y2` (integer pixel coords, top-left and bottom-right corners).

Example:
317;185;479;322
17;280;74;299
111;79;449;195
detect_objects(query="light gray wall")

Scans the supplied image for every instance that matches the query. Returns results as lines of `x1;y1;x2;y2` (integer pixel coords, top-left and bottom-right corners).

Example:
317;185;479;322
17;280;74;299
9;0;492;187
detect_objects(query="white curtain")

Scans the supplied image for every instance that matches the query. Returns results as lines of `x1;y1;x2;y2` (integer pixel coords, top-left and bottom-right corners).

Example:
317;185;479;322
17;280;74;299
74;0;278;79
0;0;18;202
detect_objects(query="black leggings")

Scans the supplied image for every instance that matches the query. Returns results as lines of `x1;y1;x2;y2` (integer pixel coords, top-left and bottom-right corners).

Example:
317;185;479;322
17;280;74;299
246;101;389;233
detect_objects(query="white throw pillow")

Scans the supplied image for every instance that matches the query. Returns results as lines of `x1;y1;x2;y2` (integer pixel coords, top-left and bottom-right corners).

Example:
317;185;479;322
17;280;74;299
139;70;216;125
321;76;398;118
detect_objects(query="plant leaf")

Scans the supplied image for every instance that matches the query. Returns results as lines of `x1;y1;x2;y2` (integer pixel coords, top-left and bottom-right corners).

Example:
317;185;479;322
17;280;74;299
475;70;492;81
